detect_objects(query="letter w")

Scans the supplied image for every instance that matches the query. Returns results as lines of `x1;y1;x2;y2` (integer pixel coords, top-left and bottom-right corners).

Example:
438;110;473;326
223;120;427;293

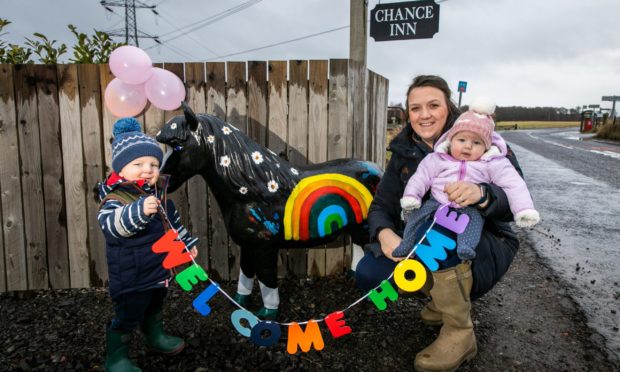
152;229;192;269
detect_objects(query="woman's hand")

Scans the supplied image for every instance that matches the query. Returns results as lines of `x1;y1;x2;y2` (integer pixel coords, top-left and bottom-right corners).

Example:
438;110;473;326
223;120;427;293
444;181;484;207
377;228;405;262
189;247;198;258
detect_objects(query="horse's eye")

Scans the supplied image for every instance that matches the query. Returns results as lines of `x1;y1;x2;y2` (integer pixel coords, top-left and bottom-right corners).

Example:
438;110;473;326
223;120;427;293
171;123;177;130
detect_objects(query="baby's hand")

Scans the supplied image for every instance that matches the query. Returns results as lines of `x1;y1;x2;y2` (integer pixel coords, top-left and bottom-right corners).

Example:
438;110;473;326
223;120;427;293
400;196;421;211
142;196;160;216
189;247;198;258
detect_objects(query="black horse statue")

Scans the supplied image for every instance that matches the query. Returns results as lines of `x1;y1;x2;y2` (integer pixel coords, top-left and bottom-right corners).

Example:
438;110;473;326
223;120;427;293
156;103;382;319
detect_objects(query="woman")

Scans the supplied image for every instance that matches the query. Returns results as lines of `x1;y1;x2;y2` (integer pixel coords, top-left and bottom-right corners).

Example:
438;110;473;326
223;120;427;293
355;75;522;371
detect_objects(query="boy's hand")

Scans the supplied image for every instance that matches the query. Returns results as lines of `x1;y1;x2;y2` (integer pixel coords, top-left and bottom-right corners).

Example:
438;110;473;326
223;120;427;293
143;196;160;216
189;247;198;258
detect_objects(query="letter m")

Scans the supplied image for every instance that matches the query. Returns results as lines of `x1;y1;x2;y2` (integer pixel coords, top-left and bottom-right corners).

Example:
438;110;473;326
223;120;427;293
415;229;456;271
286;321;325;354
152;229;192;269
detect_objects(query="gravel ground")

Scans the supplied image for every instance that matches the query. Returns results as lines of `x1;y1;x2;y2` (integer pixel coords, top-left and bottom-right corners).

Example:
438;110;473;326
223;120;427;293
1;230;617;371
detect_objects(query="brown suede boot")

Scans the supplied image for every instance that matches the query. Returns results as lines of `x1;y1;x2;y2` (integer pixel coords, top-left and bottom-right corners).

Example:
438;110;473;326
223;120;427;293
414;262;477;372
420;299;442;326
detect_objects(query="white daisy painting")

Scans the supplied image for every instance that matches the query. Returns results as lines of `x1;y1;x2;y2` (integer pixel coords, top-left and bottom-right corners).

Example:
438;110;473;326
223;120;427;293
220;155;231;167
251;151;264;164
290;168;299;175
239;186;248;195
222;126;232;135
207;135;215;144
267;180;279;193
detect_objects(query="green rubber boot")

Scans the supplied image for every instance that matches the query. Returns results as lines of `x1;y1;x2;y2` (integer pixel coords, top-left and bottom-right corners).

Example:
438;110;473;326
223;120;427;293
105;330;141;372
141;312;185;355
233;293;252;308
255;307;279;321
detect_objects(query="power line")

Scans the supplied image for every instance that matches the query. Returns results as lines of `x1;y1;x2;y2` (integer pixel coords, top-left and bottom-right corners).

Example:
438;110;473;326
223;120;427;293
145;0;262;50
147;7;219;57
205;25;349;61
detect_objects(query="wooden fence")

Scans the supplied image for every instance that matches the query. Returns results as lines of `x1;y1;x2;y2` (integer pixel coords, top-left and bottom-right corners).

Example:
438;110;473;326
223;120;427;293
0;60;388;292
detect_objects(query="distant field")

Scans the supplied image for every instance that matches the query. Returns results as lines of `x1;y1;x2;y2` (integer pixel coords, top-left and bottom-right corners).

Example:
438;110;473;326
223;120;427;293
383;121;581;164
496;121;579;130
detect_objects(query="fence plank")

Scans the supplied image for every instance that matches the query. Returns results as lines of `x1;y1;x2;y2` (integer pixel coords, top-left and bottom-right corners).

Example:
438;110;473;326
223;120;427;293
0;64;27;291
306;60;328;278
77;64;108;287
267;60;288;278
35;65;70;289
225;61;247;281
162;63;190;231
374;73;389;167
14;65;49;290
248;61;267;145
98;64;116;174
287;60;309;277
326;59;349;275
349;60;367;159
58;65;90;288
205;62;229;281
185;62;210;270
144;63;166;151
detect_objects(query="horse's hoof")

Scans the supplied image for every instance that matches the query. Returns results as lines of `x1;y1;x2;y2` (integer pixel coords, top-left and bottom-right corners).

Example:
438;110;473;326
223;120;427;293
233;293;251;308
256;307;279;321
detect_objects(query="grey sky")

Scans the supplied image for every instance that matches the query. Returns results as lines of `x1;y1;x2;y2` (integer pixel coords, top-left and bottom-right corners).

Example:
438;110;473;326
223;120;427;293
3;0;619;110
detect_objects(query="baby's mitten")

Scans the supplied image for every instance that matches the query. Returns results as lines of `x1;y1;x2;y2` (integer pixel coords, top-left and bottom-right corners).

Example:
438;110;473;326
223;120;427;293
400;196;421;210
514;209;540;228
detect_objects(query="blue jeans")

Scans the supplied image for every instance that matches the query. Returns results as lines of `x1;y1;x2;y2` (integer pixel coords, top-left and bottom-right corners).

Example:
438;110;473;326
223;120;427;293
109;287;167;332
356;221;460;293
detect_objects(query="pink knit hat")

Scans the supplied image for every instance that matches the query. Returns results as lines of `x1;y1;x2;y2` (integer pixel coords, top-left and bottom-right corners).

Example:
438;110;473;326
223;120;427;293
448;97;496;149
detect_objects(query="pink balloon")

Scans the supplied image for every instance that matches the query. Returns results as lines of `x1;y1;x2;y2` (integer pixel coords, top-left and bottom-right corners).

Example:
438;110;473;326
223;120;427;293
109;45;153;84
104;78;148;117
144;68;186;111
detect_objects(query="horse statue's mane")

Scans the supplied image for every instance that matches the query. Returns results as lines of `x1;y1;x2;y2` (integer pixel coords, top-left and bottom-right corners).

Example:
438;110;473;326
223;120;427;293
194;113;300;201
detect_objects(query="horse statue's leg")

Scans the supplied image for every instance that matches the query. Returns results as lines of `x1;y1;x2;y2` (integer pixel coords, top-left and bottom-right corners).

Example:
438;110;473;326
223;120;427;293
234;245;280;320
351;243;365;272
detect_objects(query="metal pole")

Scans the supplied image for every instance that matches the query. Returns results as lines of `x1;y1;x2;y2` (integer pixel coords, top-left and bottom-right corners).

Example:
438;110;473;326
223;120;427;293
458;91;462;108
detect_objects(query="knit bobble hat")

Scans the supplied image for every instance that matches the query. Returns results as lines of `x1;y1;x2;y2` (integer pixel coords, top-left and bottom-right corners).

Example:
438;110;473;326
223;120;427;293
111;117;163;173
448;96;496;149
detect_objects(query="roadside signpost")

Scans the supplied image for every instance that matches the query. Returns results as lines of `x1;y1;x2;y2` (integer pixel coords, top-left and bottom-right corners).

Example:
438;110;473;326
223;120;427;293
457;81;467;107
370;0;440;41
602;95;619;125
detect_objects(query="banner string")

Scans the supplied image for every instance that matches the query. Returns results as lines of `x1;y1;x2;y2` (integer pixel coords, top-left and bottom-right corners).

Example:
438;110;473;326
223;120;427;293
156;203;447;326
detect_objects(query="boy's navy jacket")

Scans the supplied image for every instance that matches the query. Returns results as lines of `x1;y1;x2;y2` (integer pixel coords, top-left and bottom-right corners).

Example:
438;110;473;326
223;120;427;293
97;173;198;299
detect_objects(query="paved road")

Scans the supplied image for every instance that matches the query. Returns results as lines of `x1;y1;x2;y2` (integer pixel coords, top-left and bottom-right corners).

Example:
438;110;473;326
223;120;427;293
501;128;620;362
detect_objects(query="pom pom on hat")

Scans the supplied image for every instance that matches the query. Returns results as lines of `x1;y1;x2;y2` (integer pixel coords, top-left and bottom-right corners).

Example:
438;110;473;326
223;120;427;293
113;117;142;137
447;96;497;149
111;117;163;173
468;96;496;116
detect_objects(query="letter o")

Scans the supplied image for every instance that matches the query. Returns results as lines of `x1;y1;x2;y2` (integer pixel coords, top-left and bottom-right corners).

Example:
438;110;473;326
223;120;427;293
394;259;427;292
231;309;259;337
250;321;282;347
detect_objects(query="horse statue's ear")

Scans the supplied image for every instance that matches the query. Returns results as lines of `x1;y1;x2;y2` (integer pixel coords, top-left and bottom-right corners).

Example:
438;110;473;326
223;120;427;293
181;101;199;132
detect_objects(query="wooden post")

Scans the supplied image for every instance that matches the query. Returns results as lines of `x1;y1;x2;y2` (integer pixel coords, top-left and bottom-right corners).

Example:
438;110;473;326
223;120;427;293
349;0;369;160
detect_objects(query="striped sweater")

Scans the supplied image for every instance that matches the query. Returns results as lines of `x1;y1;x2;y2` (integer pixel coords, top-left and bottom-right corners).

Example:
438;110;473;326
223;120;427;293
97;173;198;298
